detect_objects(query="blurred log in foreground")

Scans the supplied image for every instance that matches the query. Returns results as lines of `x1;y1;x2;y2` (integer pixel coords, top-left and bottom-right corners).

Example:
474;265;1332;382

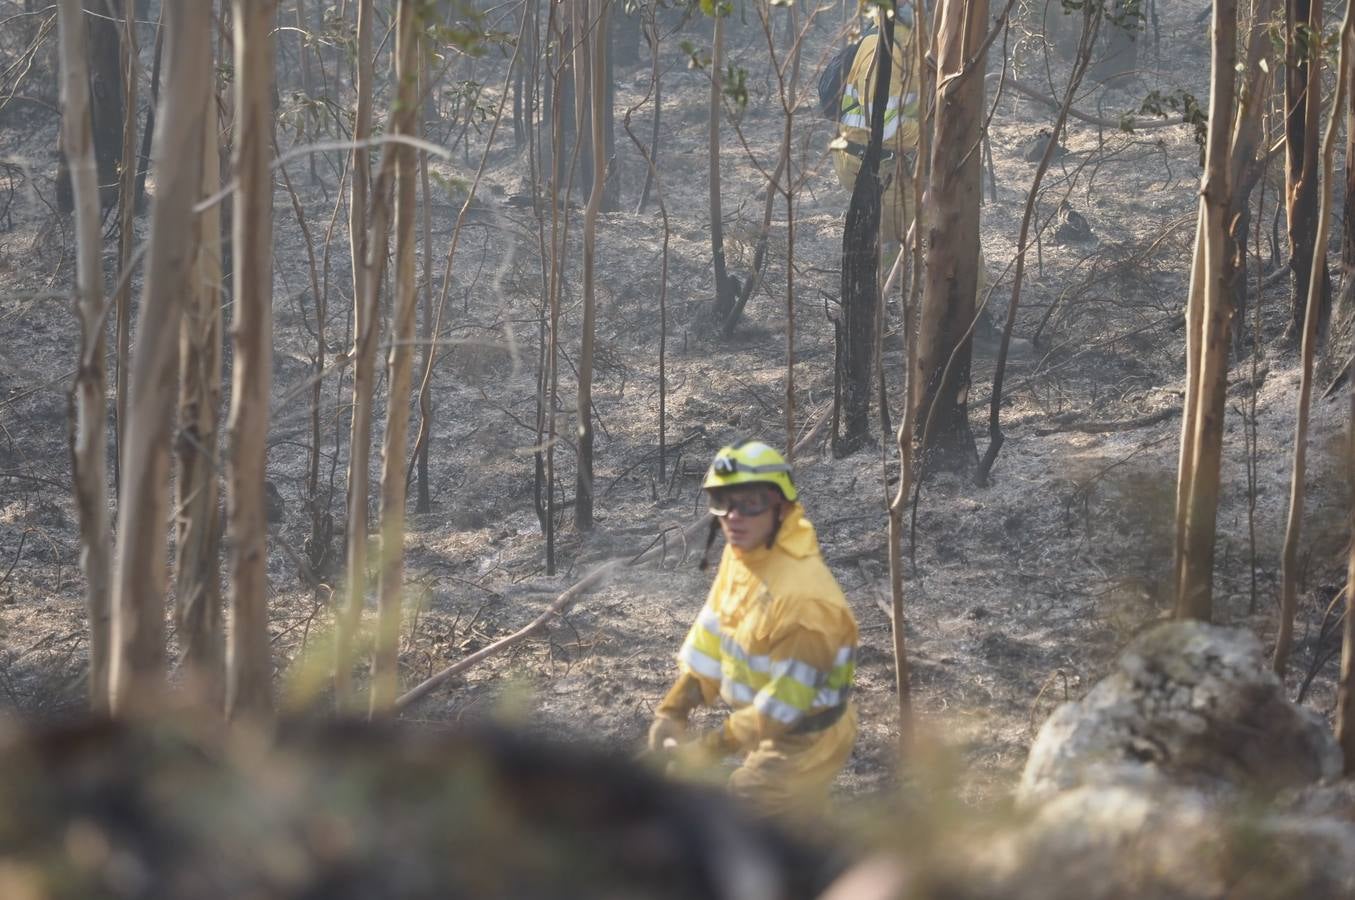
0;717;838;899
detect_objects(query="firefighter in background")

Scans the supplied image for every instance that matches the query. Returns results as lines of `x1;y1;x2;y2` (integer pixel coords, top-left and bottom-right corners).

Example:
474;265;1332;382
827;4;921;247
648;441;858;820
827;4;991;309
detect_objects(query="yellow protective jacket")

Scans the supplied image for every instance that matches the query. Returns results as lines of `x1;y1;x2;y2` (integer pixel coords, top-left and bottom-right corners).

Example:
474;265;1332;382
838;18;922;154
658;505;858;753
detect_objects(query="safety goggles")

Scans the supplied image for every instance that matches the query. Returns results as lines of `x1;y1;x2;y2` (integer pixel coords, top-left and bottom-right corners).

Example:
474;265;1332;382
708;488;777;518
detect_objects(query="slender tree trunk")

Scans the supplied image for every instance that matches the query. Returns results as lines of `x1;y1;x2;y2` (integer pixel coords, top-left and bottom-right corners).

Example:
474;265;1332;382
174;80;224;704
782;0;802;462
59;0;113;713
295;0;317;184
337;0;374;707
58;0;124;211
1174;0;1239;621
544;0;565;571
621;5;668;481
980;9;1097;485
132;12;163;211
1277;3;1354;673
415;33;434;515
601;24;619;212
1345;73;1355;267
1338;390;1355;774
110;0;138;498
572;0;589;198
576;0;606;533
636;16;661;214
109;0;211;715
888;0;927;738
225;0;278;720
722;150;786;337
1285;0;1329;340
707;10;737;325
915;0;986;467
1227;0;1279;357
370;0;420;716
886;265;918;758
87;0;124;205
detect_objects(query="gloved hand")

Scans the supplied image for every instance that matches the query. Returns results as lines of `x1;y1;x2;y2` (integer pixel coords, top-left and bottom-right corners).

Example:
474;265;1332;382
665;724;737;778
693;723;736;758
647;714;688;752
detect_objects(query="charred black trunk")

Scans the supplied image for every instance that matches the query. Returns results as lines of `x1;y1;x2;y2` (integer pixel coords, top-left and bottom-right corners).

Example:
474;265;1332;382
833;16;895;457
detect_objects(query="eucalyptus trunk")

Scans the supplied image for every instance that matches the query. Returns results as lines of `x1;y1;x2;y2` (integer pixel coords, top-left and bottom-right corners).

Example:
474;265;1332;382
225;0;279;720
1284;0;1329;339
337;0;375;707
370;0;421;716
174;82;225;703
1174;0;1240;621
1276;2;1355;674
576;0;607;532
915;0;987;467
58;0;112;712
109;0;211;715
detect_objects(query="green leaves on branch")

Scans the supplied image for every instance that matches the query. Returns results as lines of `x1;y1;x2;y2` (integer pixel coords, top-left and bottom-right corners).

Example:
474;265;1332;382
676;40;748;113
1133;89;1207;160
1056;0;1144;32
723;64;748;112
679;38;710;69
430;170;471;201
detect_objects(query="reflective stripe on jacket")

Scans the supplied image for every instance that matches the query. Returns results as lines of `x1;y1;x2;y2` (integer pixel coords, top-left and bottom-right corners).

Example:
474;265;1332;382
838;29;920;153
669;504;858;750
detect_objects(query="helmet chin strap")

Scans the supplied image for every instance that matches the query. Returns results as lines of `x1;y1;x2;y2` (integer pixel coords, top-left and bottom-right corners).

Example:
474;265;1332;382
698;518;721;572
766;504;783;549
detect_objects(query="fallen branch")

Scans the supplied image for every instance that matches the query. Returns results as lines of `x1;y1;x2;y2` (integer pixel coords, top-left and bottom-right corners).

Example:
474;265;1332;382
1033;406;1179;436
394;514;713;712
995;73;1187;132
791;405;832;457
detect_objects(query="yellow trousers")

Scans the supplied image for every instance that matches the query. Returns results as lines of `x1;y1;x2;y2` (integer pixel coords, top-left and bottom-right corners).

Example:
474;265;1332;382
832;148;915;246
726;703;857;821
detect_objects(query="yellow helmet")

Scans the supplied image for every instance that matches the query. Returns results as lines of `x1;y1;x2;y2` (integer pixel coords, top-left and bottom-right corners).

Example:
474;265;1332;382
702;439;798;502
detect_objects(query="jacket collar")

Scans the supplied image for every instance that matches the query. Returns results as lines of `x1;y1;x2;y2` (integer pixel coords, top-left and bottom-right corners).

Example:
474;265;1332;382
730;503;817;567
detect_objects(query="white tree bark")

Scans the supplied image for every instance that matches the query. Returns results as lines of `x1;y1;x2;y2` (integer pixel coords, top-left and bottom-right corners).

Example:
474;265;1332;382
175;83;225;705
337;0;375;707
109;0;211;715
58;0;112;712
370;0;420;715
225;0;279;719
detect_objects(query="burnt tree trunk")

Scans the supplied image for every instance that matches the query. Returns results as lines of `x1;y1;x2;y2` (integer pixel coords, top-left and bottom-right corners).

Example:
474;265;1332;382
833;14;895;456
57;0;124;211
1285;0;1330;340
707;9;738;326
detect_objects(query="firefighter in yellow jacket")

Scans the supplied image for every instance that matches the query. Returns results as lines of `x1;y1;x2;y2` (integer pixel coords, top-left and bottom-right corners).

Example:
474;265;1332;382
829;4;991;325
648;440;858;819
829;6;921;246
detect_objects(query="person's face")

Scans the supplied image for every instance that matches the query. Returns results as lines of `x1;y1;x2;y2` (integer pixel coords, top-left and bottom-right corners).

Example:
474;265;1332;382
708;485;784;551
